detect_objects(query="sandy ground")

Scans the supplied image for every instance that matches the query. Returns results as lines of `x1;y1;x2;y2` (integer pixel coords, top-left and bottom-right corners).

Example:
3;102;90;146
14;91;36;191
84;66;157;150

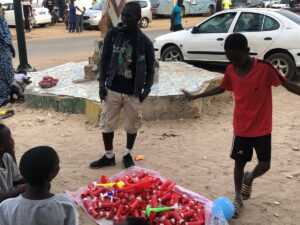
10;17;204;41
1;86;300;225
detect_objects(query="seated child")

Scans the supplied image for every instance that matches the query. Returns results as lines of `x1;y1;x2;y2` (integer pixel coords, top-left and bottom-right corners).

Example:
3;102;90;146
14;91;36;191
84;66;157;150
0;146;78;225
0;124;25;202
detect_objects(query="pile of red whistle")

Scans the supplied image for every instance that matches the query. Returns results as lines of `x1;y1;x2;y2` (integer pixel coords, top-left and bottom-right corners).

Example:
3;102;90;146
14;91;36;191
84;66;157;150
38;76;59;89
80;171;206;225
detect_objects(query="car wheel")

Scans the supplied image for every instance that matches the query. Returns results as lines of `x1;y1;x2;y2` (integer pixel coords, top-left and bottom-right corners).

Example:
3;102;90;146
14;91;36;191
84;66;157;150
266;53;296;80
140;17;149;28
161;45;183;62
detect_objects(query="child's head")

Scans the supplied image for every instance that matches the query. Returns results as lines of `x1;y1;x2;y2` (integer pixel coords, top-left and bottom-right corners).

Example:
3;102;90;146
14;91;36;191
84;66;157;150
20;146;60;187
116;217;150;225
0;124;15;160
224;33;250;67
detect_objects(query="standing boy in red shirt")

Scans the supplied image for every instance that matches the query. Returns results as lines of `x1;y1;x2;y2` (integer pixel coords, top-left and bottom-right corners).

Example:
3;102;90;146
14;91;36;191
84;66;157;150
183;33;300;217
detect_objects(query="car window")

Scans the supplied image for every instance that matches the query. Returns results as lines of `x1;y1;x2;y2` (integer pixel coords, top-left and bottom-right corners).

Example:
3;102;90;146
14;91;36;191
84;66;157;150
91;3;102;10
279;10;300;25
194;13;237;34
234;12;264;32
263;16;280;31
3;3;14;10
139;1;148;8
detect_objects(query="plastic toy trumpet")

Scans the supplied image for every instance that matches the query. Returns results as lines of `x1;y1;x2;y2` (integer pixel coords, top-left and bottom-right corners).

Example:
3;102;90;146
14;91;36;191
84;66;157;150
94;181;125;188
145;204;176;217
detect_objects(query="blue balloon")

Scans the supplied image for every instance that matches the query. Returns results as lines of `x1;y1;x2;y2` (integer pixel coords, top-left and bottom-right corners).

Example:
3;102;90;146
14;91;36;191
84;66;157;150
212;197;235;221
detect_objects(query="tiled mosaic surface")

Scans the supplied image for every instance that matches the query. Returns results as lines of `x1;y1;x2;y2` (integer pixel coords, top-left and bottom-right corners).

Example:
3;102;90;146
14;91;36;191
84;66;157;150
26;62;222;102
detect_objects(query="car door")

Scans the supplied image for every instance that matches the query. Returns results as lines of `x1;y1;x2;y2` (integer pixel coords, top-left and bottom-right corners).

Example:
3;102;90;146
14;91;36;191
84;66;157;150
183;12;237;62
233;12;281;58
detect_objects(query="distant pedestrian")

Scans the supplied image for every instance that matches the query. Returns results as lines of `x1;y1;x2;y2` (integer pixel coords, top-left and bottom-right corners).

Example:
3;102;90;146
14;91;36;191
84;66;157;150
222;0;232;10
68;0;76;32
170;0;183;32
44;0;55;13
64;3;69;30
0;3;5;18
0;16;15;106
74;1;84;32
22;0;32;32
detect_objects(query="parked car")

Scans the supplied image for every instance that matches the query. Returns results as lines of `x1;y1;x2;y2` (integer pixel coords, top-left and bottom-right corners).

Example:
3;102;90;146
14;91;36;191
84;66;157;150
1;0;52;27
270;0;290;8
232;0;264;8
83;0;152;29
154;8;300;79
83;2;103;29
150;0;216;16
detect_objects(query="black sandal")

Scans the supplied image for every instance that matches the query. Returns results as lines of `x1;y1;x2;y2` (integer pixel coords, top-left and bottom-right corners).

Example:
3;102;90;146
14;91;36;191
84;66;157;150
233;200;243;219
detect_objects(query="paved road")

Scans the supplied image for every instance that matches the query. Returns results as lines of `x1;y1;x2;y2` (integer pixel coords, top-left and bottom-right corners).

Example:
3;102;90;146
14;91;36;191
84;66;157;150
13;29;168;70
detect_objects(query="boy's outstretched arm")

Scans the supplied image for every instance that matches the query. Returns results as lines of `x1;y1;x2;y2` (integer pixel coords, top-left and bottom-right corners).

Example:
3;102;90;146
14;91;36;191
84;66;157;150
282;80;300;96
182;86;225;101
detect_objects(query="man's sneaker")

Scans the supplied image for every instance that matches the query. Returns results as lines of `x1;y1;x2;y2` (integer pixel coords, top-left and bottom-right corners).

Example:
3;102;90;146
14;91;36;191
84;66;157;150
89;155;116;169
123;154;135;168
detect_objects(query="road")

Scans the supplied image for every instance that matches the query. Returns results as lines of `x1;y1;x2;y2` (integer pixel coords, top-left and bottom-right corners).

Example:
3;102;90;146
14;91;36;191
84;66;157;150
13;29;168;70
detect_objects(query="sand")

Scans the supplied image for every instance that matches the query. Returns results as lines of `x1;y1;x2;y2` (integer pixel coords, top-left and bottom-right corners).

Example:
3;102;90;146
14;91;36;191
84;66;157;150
2;86;300;225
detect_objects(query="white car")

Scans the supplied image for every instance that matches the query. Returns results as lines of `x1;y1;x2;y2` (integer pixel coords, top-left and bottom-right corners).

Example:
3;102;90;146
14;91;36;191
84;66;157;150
83;0;152;29
154;8;300;79
1;1;52;27
83;2;103;29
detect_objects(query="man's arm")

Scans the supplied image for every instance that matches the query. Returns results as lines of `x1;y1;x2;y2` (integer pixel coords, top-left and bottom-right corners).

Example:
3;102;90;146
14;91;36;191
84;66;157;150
282;80;300;96
99;30;113;87
144;38;155;91
182;86;225;101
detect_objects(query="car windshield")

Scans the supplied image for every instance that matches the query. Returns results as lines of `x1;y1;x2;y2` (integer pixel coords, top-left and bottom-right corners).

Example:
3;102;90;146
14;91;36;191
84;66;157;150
91;3;102;10
279;10;300;25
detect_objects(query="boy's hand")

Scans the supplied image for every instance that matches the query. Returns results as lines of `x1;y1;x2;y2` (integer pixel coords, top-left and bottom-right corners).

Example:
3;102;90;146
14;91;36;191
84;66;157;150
99;86;107;102
139;88;150;103
181;89;196;101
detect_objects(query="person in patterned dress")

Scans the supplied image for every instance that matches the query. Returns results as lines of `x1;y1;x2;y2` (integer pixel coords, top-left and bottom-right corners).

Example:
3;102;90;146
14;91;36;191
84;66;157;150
0;16;15;107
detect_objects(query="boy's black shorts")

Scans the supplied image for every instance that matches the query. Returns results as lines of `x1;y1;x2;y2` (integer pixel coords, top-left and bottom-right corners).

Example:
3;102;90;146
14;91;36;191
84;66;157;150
231;134;271;162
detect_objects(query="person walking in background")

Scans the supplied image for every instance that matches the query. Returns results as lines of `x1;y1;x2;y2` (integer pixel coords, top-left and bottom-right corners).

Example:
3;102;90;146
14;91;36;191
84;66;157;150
22;0;32;32
68;0;76;32
0;3;5;18
0;16;15;106
74;0;84;32
170;0;184;32
222;0;232;10
64;2;69;30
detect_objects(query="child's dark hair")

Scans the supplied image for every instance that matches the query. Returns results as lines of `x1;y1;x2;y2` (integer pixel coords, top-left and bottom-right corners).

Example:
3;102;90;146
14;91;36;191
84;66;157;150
115;217;150;225
224;33;248;51
0;124;16;161
19;146;59;186
124;2;142;20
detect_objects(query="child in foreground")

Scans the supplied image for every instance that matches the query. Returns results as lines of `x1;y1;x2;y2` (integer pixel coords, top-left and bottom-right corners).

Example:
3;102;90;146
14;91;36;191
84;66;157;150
0;146;78;225
183;33;300;217
116;217;150;225
0;124;25;202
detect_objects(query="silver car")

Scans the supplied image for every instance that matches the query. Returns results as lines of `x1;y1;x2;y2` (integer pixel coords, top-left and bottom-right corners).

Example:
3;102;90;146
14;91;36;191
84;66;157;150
83;0;152;29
